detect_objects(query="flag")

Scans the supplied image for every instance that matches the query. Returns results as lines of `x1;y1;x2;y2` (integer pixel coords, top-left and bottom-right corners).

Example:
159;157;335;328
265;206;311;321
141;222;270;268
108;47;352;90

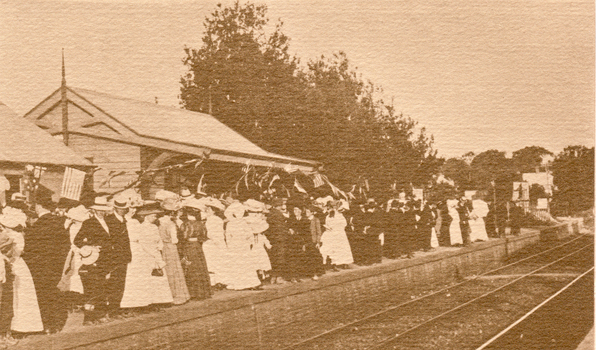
312;173;325;188
294;178;307;194
61;167;86;200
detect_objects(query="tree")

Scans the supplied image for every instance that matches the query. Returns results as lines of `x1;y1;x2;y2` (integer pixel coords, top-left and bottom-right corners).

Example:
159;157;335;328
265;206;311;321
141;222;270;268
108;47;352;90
552;145;594;214
180;1;300;149
180;2;438;199
441;157;471;190
512;146;553;173
470;150;516;201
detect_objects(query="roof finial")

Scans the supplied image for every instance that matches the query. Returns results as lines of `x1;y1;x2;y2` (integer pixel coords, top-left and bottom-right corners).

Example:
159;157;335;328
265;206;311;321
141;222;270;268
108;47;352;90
61;48;66;86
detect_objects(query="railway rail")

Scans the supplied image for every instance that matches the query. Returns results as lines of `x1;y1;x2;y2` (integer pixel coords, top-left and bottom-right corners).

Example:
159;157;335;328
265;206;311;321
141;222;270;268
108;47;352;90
284;234;593;350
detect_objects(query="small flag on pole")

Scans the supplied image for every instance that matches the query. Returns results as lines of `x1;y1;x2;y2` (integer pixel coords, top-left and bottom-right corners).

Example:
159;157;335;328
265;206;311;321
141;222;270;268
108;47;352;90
312;173;325;188
294;178;307;194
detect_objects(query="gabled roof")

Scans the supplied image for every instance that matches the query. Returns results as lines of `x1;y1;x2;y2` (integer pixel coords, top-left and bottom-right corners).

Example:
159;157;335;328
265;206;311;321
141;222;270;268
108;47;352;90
25;87;320;172
0;101;91;167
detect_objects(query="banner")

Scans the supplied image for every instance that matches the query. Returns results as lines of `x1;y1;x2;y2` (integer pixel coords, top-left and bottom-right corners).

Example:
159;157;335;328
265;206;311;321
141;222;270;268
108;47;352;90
61;167;86;201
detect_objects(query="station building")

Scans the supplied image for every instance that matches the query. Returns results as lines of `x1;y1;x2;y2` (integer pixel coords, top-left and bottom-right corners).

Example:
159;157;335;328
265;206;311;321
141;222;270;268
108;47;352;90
24;84;320;199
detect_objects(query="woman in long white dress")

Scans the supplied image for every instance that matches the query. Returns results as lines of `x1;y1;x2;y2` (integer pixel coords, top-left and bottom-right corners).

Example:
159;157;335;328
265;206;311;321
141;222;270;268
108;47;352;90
243;200;271;281
201;204;227;286
0;209;44;333
446;199;463;246
220;202;261;290
120;205;173;309
320;204;354;267
469;199;490;242
58;205;90;295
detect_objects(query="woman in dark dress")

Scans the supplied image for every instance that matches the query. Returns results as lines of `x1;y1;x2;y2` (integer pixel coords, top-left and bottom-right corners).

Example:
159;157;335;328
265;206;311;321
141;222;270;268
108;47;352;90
179;206;212;300
287;206;310;282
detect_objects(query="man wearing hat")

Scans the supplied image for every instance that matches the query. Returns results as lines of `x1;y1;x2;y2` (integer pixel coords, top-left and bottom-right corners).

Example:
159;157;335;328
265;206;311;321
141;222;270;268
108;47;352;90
22;190;70;333
265;198;290;284
103;196;132;318
73;196;116;324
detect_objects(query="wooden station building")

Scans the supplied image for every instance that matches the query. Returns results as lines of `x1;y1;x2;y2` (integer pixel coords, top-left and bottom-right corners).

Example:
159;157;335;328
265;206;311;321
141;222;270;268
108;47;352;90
24;82;320;198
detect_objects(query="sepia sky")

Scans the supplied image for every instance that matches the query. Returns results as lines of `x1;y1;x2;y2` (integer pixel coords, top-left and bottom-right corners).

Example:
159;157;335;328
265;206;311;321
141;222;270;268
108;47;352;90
0;0;594;158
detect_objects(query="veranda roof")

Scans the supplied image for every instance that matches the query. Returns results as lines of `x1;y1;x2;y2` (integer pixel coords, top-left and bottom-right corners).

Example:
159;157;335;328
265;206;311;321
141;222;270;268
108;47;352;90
0;101;91;167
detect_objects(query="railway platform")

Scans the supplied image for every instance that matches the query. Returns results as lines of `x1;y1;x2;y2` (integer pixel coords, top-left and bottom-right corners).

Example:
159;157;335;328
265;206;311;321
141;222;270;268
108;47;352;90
12;220;583;349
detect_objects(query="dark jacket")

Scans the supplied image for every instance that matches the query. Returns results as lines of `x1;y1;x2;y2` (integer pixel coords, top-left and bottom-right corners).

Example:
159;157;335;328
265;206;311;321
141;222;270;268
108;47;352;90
104;214;132;266
74;216;116;274
23;213;70;278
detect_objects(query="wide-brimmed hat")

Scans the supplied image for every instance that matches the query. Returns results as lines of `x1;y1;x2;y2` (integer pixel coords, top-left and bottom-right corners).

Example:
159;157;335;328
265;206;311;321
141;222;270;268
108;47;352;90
0;207;27;229
67;205;91;222
198;197;225;211
224;202;245;220
136;202;163;216
79;245;100;265
244;199;266;213
90;196;111;211
155;190;180;202
182;198;205;212
161;197;182;212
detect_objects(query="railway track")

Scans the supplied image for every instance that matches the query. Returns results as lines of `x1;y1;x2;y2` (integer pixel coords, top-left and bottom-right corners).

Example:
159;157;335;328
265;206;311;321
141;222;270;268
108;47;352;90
283;234;593;350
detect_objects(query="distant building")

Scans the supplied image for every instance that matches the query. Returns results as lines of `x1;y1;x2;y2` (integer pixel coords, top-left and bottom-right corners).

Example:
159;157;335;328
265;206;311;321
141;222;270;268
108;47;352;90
522;172;554;195
24;86;320;198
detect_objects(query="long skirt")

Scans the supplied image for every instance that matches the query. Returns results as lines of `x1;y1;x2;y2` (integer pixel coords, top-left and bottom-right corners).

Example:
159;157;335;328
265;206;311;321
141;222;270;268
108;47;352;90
320;230;354;265
12;258;43;332
469;218;489;242
182;241;212;300
120;246;173;308
162;242;190;305
448;213;463;245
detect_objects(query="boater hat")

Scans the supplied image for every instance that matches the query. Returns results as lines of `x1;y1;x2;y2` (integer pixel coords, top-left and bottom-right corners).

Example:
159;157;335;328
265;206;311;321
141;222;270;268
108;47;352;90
90;196;111;211
79;245;100;265
136;202;163;216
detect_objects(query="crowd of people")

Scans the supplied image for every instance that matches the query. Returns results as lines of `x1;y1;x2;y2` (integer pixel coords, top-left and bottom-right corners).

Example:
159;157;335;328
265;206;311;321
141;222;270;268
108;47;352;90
0;186;523;345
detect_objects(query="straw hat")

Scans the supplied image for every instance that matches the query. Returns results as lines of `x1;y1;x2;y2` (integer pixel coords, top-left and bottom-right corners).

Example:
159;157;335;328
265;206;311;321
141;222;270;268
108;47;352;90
155;190;180;202
90;196;111;211
182;198;205;212
136;202;163;217
244;199;266;213
224;202;246;220
0;207;27;229
180;188;193;199
67;205;91;222
198;197;225;211
79;245;100;265
161;197;182;212
112;194;129;209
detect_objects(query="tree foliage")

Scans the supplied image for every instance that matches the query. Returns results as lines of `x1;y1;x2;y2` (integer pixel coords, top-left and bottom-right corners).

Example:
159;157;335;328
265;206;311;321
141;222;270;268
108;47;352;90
512;146;553;173
552;145;594;214
180;1;439;198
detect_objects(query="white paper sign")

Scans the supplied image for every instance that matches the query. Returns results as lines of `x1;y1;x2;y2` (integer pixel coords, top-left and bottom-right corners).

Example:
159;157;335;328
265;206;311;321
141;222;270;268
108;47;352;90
61;167;86;200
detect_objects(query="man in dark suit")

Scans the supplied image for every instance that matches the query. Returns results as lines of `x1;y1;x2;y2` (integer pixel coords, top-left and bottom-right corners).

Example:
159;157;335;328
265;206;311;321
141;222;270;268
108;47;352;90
456;196;472;246
73;196;115;324
23;193;70;333
103;197;132;318
265;198;290;284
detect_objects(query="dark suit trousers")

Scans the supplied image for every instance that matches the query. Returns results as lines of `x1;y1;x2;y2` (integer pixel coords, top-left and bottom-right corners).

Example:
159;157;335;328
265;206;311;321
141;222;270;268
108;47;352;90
80;269;108;323
106;264;128;315
29;268;68;332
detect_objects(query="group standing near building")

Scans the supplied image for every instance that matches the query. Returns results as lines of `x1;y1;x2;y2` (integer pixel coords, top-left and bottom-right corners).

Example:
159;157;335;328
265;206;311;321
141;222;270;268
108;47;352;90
0;184;521;345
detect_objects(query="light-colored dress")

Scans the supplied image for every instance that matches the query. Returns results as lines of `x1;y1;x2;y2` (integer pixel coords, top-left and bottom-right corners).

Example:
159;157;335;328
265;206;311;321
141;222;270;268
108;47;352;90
7;229;44;332
58;221;84;294
220;218;261;290
120;220;173;308
320;211;354;265
158;216;190;305
447;199;463;245
469;199;490;242
202;214;227;286
244;214;272;272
